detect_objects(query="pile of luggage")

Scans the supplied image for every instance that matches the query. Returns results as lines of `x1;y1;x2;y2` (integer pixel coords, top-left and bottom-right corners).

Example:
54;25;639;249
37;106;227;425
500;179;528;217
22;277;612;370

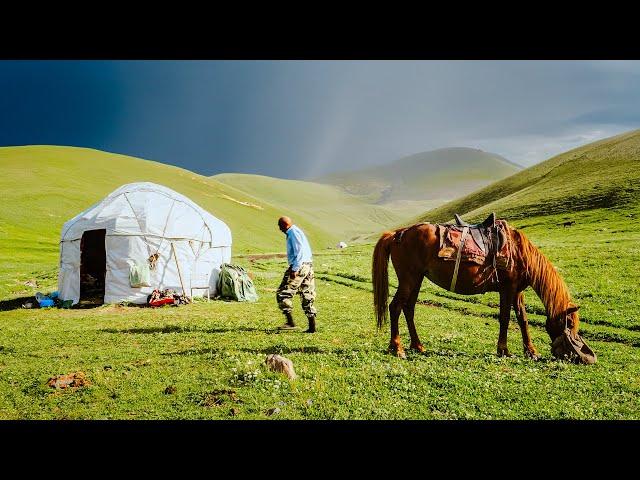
146;288;191;307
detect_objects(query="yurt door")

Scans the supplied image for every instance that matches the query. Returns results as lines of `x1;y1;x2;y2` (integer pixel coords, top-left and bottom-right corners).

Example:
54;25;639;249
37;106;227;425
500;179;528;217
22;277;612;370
79;229;106;305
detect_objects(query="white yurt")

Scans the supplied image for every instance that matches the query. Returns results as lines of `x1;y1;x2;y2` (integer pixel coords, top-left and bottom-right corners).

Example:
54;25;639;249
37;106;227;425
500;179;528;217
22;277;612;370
57;182;232;305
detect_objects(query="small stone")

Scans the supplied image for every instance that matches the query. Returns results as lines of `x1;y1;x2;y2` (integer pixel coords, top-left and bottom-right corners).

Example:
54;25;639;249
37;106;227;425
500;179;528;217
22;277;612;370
104;365;113;371
164;386;177;395
306;399;313;406
229;407;239;416
265;354;297;380
266;407;281;416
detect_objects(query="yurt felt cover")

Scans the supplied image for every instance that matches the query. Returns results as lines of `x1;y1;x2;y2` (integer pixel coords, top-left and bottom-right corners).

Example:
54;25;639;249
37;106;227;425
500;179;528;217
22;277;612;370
58;182;232;305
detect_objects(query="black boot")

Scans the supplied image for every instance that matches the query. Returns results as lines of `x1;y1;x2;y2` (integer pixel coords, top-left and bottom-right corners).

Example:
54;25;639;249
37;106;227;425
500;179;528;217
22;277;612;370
278;311;297;330
305;314;316;333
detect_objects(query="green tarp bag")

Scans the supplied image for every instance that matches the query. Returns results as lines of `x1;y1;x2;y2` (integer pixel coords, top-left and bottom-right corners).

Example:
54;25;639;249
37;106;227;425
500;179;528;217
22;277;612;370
217;263;259;302
129;260;151;288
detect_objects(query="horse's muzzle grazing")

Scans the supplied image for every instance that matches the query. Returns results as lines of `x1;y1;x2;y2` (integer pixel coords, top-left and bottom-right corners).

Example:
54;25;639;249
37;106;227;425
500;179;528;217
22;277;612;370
551;329;597;364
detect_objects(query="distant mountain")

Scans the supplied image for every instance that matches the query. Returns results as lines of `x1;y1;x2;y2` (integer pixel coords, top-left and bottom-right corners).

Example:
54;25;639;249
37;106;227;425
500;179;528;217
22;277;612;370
316;147;522;217
414;129;640;224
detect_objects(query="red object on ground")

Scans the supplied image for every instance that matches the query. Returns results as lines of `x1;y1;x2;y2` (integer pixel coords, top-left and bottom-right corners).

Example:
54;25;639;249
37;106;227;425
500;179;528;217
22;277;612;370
149;297;175;307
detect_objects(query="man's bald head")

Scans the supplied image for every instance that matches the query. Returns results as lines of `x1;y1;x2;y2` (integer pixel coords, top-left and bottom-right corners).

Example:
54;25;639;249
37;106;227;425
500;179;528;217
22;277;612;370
278;216;293;233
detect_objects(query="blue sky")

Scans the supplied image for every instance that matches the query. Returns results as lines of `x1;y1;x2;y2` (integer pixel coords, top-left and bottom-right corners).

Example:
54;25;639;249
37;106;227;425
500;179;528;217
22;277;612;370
1;60;638;179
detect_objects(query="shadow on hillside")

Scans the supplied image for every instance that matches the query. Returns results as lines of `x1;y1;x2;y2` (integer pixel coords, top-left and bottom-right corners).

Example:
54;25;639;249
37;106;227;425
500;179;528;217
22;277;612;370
100;325;264;335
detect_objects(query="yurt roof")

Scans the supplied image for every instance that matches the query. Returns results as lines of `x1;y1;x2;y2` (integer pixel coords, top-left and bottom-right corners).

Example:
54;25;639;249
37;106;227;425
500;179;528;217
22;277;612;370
60;182;231;246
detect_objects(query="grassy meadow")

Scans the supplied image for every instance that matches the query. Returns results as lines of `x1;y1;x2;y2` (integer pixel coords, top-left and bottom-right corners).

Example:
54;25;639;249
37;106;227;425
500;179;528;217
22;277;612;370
1;205;639;419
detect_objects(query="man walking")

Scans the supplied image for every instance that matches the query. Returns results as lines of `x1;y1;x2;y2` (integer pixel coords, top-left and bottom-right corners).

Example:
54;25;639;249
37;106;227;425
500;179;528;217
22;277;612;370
276;216;317;333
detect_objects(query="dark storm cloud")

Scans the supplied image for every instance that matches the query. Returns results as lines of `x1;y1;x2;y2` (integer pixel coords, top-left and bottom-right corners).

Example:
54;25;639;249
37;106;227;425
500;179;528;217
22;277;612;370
0;60;638;178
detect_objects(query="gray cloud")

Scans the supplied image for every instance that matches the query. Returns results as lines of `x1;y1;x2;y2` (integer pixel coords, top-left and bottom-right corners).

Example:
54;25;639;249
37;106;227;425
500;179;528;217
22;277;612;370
293;61;640;174
1;60;638;177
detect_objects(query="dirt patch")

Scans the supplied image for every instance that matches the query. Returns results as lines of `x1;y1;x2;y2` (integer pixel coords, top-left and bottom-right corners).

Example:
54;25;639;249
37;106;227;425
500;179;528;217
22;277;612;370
47;372;90;389
133;359;152;367
244;253;287;263
219;194;264;210
200;389;241;408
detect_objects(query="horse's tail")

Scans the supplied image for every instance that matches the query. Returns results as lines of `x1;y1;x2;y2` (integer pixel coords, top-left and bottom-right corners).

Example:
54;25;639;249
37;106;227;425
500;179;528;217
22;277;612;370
373;230;396;331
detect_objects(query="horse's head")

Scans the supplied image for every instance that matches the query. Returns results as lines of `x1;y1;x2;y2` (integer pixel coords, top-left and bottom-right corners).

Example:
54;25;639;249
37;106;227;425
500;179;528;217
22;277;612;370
547;303;597;364
546;302;580;340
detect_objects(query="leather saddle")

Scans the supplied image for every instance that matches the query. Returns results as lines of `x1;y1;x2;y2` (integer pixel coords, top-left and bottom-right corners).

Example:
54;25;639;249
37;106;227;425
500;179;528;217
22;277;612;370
454;212;495;229
438;212;510;268
450;213;497;258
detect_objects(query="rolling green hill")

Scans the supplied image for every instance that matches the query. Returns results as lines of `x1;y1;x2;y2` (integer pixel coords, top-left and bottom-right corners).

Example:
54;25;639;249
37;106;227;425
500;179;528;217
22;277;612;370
213;173;402;243
0;146;335;255
0;146;404;298
317;147;522;217
415;129;640;224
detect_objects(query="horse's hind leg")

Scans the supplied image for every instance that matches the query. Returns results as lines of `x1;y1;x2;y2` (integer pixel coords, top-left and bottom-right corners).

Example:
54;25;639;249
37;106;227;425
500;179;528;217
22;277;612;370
403;277;426;353
389;282;414;359
513;291;540;360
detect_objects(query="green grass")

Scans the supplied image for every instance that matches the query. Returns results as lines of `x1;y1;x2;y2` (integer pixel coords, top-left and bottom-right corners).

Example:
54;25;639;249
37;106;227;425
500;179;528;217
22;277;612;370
1;207;640;419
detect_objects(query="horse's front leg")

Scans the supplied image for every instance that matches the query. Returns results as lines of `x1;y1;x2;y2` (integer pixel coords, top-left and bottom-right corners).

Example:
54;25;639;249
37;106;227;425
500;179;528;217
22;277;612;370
513;291;540;360
497;288;514;357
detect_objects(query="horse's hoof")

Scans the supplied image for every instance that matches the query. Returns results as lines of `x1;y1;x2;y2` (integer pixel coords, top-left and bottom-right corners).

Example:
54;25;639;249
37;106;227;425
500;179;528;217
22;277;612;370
395;350;407;359
524;350;541;361
410;344;426;353
497;348;512;357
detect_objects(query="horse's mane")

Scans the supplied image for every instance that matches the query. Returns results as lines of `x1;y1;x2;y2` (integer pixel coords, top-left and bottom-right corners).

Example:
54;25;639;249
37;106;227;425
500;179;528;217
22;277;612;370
510;227;572;320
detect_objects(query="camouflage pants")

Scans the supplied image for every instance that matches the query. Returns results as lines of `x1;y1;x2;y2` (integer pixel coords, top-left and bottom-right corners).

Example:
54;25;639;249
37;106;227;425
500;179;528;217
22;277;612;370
276;263;317;316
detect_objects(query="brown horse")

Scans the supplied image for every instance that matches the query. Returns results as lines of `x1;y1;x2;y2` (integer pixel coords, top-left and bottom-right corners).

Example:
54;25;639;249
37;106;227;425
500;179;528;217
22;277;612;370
372;220;592;362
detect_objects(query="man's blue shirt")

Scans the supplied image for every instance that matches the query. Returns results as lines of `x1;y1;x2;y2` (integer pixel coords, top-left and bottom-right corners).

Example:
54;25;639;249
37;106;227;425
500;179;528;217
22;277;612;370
286;225;313;272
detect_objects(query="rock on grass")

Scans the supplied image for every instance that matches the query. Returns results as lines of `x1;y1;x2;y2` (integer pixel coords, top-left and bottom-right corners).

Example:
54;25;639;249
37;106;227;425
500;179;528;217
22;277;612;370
265;354;297;379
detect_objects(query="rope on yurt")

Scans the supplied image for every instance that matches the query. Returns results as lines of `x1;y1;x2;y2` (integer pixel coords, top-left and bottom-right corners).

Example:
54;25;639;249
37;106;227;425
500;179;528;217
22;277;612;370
123;192;153;263
149;199;176;270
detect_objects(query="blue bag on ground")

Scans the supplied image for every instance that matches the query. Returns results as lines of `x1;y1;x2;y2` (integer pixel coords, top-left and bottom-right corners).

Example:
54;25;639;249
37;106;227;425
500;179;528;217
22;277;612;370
216;264;259;302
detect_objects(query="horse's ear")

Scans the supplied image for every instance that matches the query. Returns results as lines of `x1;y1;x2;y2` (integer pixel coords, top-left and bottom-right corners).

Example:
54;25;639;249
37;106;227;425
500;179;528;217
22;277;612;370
567;303;580;315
